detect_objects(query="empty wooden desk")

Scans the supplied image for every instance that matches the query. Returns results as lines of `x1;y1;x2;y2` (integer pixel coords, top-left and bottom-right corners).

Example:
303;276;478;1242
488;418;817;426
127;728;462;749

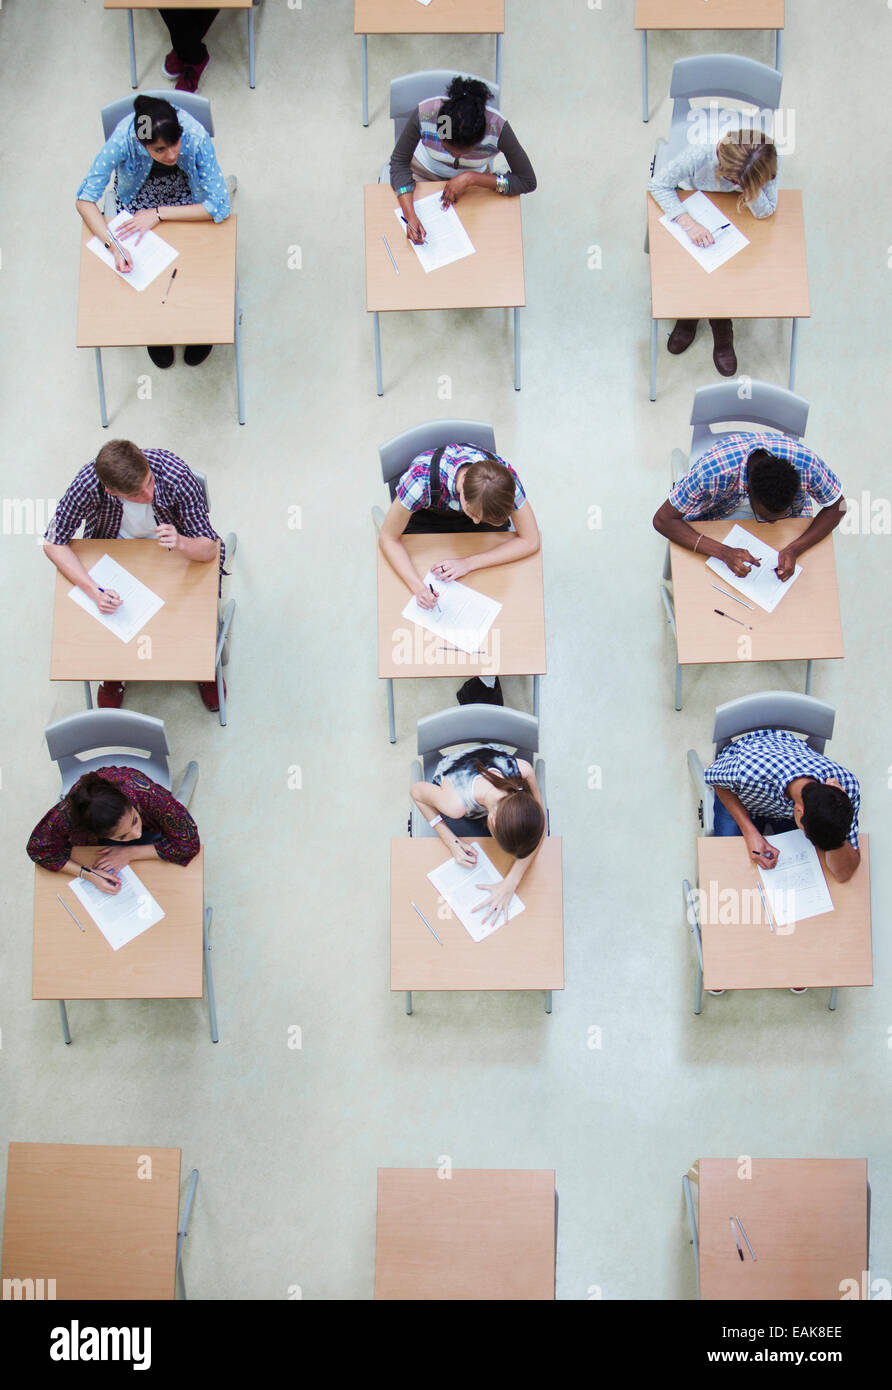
364;182;525;393
77;216;244;425
696;1158;867;1301
355;0;505;126
635;1;785;122
690;835;872;1011
374;1167;556;1300
50;538;219;708
647;190;808;400
1;1142;191;1301
389;836;563;1013
665;519;842;709
105;0;257;90
32;846;216;1043
377;531;546;742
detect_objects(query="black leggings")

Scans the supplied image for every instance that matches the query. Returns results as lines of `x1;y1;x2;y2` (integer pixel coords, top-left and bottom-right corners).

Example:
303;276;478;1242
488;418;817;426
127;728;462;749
159;8;219;65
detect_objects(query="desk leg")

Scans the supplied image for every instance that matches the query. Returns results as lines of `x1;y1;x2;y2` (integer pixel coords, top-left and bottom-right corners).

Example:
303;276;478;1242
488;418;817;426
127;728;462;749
641;31;648;122
361;34;369;126
58;1000;71;1045
513;306;521;390
650;318;658;401
248;7;256;89
204;906;219;1043
805;658;814;695
127;10;137;88
545;990;552;1014
789;317;799;390
176;1169;199;1300
694;962;703;1016
94;348;109;428
495;33;503;90
404;991;412;1016
386;677;396;744
675;661;682;712
829;986;839;1012
234;273;245;425
533;673;540;718
83;681;93;710
775;29;782;70
374;311;383;395
217;661;227;727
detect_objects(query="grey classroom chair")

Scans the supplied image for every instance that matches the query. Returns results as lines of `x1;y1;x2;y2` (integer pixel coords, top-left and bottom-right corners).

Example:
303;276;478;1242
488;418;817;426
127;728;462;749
683;691;841;1015
101;91;214;141
373;418;497;527
379;71;502;183
192;470;238;727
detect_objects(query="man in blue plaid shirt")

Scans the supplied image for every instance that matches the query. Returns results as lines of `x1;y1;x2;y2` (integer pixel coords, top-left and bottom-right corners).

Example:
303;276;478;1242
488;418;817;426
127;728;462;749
653;432;844;581
44;440;224;711
704;727;861;884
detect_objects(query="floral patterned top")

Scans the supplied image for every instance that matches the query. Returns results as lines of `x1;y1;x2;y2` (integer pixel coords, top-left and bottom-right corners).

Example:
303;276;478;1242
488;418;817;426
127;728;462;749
27;767;200;870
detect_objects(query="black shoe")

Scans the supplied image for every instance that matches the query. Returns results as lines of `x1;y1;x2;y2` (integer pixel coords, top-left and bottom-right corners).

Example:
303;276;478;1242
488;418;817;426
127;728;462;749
147;345;174;368
184;344;213;366
457;677;503;706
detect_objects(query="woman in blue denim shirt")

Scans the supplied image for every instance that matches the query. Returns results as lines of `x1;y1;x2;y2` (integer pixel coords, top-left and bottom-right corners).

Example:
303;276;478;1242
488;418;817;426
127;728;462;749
76;94;230;368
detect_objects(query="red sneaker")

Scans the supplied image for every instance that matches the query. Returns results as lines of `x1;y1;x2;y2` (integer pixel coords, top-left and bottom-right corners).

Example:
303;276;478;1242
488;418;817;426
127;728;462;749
176;55;210;93
97;681;126;709
198;678;224;713
162;49;185;79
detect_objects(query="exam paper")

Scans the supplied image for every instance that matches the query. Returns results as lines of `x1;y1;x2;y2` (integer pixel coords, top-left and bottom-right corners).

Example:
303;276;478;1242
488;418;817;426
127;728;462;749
757;829;834;927
86;210;179;292
396;192;476;273
69;866;165;951
402;570;501;655
659;191;749;273
428;842;525;942
68;553;165;644
706;524;803;613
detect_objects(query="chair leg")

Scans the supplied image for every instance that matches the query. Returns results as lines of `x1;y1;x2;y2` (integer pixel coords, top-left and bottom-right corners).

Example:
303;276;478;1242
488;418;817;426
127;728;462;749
58;1000;71;1045
175;761;199;809
641;30;648;122
83;681;93;710
204;907;219;1042
127;9;137;88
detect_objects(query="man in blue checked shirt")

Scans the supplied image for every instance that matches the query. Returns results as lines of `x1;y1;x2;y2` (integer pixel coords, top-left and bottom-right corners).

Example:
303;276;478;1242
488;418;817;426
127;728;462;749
704;728;861;884
653;432;845;581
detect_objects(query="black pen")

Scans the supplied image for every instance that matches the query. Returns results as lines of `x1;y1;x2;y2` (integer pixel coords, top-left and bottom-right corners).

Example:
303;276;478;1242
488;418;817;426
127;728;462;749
714;608;753;631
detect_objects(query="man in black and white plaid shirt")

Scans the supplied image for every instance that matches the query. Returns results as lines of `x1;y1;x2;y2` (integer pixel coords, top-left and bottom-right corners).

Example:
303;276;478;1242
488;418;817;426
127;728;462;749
44;440;224;712
704;728;861;884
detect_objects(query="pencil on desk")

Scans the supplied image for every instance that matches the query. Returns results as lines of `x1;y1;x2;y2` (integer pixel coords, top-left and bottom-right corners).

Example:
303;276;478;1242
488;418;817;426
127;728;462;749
382;235;399;275
411;901;442;944
735;1216;757;1261
757;880;775;933
57;894;85;933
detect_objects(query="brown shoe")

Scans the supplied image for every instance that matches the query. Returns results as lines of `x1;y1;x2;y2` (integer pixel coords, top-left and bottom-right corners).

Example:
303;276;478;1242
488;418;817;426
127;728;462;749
667;319;698;354
198;679;224;713
709;318;737;376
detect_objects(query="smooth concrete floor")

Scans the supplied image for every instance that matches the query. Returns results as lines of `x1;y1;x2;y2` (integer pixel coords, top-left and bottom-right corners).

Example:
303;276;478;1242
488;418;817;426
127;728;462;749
1;1;890;1300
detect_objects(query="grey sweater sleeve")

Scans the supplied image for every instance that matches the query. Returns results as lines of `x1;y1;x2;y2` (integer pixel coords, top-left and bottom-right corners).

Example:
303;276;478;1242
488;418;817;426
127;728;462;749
390;110;422;192
497;121;537;195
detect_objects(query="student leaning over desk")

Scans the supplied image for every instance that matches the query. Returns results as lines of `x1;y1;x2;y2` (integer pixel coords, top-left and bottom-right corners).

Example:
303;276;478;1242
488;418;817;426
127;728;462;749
75;94;230;370
649;129;778;377
27;768;200;896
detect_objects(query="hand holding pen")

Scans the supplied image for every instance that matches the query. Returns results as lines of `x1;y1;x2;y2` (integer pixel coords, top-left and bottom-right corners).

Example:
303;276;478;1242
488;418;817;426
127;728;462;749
93;585;123;614
400;212;427;245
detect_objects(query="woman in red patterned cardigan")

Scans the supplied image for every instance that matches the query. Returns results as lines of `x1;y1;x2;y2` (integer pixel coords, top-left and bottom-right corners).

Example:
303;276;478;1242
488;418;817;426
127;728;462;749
27;767;199;895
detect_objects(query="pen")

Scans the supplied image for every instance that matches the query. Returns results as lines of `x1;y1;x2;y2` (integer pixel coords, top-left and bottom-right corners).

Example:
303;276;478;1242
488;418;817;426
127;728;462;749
161;266;177;303
757;880;775;933
730;1217;744;1261
411;901;442;945
104;228;132;266
57;894;85;932
714;608;753;630
735;1217;757;1260
710;583;755;611
437;645;486;655
382;234;399;275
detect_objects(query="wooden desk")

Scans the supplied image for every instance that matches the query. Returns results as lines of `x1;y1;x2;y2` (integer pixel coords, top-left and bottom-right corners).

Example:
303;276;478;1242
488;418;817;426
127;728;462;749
364;182;525;392
2;1142;181;1301
105;1;257;90
77;217;244;424
697;1158;867;1301
666;519;842;708
389;837;563;1011
354;1;505;126
377;532;546;741
374;1167;555;1300
50;538;219;688
635;2;785;122
34;847;206;1042
647;190;808;400
695;836;872;998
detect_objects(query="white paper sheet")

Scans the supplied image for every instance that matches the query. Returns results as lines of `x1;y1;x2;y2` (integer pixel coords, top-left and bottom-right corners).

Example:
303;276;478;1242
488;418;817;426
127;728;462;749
86;210;179;292
757;829;834;927
69;866;165;951
402;570;501;655
395;192;476;273
427;842;525;942
706;524;803;613
659;191;750;273
68;553;165;644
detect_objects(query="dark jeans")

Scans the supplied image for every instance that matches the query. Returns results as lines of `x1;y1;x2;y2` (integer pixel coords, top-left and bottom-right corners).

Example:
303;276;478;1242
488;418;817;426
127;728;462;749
159;9;219;64
712;795;796;840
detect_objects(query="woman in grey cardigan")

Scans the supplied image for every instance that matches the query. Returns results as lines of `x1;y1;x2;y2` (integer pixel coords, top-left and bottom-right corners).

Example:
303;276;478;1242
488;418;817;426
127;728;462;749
649;129;778;376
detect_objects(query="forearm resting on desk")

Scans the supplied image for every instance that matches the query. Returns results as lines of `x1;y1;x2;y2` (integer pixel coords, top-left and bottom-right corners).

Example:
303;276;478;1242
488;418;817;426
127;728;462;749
379;533;427;599
175;534;217;563
76;199;113;241
824;842;860;883
652;504;725;559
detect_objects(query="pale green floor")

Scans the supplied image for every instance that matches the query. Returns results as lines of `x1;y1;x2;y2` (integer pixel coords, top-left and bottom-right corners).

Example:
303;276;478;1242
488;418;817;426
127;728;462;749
1;1;890;1300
